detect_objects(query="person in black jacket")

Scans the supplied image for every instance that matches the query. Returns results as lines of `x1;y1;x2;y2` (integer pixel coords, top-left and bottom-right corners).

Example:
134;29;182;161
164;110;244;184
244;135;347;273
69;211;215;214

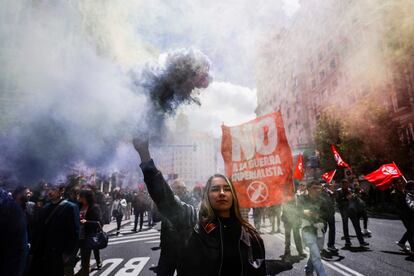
157;180;194;276
405;180;414;255
321;181;338;252
29;183;79;276
336;179;368;248
0;187;28;276
132;190;148;232
133;137;266;276
78;189;103;275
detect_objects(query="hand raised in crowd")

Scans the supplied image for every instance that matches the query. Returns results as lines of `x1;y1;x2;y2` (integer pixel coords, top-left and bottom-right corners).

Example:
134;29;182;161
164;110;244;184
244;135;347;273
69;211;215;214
132;136;151;163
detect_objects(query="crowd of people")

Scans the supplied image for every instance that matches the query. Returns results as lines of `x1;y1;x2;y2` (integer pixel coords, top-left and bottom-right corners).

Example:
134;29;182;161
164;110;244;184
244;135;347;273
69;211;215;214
1;138;414;276
132;137;414;276
0;176;169;276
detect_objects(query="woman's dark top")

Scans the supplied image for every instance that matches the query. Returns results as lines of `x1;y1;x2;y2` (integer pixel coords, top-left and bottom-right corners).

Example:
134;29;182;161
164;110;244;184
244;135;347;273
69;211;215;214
219;216;242;276
140;159;266;276
81;204;102;239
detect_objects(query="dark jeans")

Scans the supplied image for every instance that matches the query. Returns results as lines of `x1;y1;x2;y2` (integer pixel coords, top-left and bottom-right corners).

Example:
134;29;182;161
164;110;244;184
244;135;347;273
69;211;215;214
80;245;92;276
399;216;414;248
30;252;64;276
134;211;144;231
93;249;101;265
148;210;153;226
339;209;365;244
361;210;368;229
284;220;303;254
115;215;123;231
324;215;336;247
253;208;264;230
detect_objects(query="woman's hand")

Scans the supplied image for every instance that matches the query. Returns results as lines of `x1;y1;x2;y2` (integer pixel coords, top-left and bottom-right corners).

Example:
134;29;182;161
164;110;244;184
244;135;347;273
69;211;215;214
133;136;151;163
80;219;87;224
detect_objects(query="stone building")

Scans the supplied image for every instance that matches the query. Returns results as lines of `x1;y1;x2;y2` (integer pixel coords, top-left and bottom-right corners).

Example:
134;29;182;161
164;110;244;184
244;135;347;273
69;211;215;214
255;0;414;156
152;113;220;187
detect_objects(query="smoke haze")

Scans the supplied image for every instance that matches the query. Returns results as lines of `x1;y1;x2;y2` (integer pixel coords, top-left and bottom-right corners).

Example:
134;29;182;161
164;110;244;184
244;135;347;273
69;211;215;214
0;0;291;183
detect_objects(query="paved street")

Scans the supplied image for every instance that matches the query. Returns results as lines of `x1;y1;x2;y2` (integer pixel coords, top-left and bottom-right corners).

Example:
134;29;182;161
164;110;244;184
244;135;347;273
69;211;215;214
75;213;414;276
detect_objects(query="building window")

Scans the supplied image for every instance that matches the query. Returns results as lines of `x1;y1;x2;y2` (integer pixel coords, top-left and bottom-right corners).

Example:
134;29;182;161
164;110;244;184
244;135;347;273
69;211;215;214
409;123;414;142
310;61;314;71
328;40;333;50
319;70;325;81
332;78;338;88
318;52;323;62
311;78;316;89
330;58;336;70
293;76;299;88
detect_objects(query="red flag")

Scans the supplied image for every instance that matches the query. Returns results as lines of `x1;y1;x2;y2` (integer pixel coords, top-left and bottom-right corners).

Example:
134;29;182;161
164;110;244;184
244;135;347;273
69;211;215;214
221;111;294;207
331;144;349;167
364;163;402;190
322;170;336;183
293;154;304;180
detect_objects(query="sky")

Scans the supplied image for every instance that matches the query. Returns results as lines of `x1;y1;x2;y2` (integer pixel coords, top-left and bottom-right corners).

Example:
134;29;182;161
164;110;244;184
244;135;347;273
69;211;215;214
129;0;298;135
0;0;299;180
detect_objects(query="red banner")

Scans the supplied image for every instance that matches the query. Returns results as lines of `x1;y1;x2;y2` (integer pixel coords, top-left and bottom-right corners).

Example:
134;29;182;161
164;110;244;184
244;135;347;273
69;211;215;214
221;112;294;208
331;144;349;168
364;163;402;190
322;170;336;183
293;154;304;180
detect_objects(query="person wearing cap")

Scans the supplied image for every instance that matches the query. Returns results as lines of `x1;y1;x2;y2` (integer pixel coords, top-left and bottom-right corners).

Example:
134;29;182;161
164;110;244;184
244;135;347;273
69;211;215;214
297;181;330;276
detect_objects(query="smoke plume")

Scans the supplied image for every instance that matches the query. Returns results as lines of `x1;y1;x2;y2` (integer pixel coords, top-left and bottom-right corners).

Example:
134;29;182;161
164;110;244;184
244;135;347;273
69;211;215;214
0;1;211;184
132;49;211;138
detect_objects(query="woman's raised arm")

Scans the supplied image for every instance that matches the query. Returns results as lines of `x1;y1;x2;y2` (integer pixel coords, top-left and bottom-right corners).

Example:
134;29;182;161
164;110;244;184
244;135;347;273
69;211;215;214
133;137;196;228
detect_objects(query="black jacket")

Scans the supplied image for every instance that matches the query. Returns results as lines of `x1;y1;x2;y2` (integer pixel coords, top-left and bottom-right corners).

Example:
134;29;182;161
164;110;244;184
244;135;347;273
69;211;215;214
83;204;102;237
140;159;266;276
0;188;28;276
30;199;79;276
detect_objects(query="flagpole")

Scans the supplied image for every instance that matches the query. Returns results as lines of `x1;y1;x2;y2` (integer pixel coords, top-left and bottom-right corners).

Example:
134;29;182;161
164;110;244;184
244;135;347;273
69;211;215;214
393;161;408;183
331;169;337;183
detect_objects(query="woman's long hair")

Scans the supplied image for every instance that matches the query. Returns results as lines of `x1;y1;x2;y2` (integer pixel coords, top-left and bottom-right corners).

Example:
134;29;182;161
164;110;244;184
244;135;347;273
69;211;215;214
79;189;96;207
199;174;257;233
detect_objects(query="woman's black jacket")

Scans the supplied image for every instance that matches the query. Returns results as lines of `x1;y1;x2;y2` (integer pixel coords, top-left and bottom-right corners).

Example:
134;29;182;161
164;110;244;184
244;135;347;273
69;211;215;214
83;204;102;237
140;159;266;276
